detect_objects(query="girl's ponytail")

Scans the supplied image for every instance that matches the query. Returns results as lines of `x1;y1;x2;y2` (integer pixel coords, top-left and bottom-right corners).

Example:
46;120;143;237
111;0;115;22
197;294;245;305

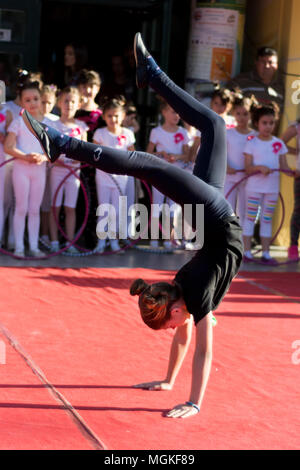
101;95;126;114
130;278;149;296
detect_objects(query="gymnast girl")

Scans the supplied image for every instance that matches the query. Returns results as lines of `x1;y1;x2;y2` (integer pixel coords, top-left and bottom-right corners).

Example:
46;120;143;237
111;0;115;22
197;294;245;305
21;33;243;419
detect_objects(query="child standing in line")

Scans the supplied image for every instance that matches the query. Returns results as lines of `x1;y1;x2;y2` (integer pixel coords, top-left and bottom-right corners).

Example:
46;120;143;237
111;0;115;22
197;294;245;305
93;96;135;253
122;102;140;242
210;87;236;129
75;69;103;249
48;86;88;253
0;102;13;246
225;93;256;226
172;122;201;250
281;121;300;260
76;69;103;139
146;99;189;249
4;80;51;257
4;70;40;250
40;84;59;247
41;85;59;121
122;102;140;135
242;103;293;264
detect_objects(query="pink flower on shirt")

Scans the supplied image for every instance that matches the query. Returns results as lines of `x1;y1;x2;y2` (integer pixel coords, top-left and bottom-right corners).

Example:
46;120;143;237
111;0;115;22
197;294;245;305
272;142;282;154
117;134;127;146
0;113;6;123
247;135;255;141
174;132;184;144
90;109;102;122
70;127;81;138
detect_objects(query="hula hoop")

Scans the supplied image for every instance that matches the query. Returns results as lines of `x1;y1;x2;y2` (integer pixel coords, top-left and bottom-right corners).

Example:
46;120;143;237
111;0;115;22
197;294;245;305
50;162;91;256
0;158;87;260
51;166;154;256
129;179;176;254
0;158;298;262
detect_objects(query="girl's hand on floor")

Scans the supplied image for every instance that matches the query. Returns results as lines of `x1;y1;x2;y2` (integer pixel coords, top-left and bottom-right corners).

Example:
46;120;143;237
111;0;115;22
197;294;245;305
166;403;199;418
133;380;173;391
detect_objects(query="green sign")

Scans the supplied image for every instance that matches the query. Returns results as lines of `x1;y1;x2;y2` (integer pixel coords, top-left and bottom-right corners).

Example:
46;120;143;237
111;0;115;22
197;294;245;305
197;1;246;12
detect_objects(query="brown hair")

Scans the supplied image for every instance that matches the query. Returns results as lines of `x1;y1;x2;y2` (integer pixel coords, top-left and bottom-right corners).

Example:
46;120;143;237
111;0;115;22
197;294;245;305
130;279;182;330
41;84;58;97
250;101;280;129
156;96;171;113
19;79;43;97
76;69;101;87
101;95;126;114
231;90;258;111
57;86;80;100
211;87;233;106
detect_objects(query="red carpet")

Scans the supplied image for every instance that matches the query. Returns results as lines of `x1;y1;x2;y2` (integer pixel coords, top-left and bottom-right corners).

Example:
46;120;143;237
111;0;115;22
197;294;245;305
0;267;299;450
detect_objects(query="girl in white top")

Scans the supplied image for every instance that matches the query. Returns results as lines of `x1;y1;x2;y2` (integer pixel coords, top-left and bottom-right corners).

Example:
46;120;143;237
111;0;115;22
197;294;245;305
146;99;189;249
40;84;60;246
4;80;51;257
0;103;13;245
93;96;135;253
225;94;256;226
243;102;293;263
4;70;43;251
48;86;88;253
172;122;201;250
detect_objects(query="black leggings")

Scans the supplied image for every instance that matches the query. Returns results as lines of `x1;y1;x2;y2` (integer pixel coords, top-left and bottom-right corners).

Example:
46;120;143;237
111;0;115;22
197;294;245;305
63;70;233;228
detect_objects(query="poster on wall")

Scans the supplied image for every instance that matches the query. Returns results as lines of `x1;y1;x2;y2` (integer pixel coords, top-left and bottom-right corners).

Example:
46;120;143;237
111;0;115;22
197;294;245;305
185;0;247;100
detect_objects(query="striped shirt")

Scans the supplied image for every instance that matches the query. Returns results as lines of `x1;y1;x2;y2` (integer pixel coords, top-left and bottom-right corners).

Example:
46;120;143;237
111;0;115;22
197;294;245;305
226;70;285;110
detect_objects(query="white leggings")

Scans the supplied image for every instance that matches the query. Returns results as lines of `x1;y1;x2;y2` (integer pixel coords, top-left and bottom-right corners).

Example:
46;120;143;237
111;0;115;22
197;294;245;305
4;158;15;246
0;155;5;242
12;162;46;251
50;166;80;208
152;187;175;218
96;182;121;238
224;177;246;226
243;192;278;238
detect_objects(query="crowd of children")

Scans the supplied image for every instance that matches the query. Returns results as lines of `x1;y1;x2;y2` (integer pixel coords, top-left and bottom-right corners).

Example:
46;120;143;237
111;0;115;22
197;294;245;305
0;63;299;262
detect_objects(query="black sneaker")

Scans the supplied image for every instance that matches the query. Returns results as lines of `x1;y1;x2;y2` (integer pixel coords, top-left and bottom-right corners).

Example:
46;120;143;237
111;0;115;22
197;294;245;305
133;32;151;89
21;110;61;163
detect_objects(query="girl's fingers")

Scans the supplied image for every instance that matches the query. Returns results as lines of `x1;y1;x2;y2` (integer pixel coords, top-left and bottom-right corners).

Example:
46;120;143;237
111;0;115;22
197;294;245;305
166;404;199;418
133;381;170;390
133;382;155;389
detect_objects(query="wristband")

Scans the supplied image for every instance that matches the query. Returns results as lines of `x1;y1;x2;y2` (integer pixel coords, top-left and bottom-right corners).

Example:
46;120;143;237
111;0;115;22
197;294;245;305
185;401;200;412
